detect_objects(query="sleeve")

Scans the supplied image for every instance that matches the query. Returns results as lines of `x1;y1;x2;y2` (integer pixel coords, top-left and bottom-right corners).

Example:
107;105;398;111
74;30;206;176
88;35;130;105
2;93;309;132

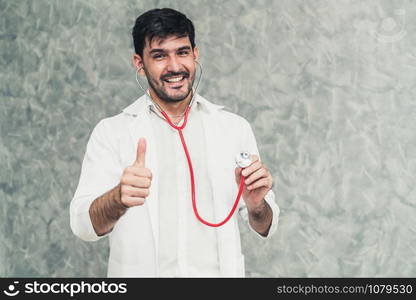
237;119;280;240
70;119;123;242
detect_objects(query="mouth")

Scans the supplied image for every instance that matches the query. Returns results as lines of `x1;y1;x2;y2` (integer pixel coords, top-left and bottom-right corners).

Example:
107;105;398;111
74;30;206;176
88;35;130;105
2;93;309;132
162;74;189;89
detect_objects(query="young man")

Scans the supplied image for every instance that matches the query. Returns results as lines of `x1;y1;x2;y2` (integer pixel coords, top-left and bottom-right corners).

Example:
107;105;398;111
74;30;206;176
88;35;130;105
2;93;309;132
70;8;280;277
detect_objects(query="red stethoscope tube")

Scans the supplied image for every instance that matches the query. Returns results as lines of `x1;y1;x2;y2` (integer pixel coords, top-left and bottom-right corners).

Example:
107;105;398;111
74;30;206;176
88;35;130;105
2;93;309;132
160;106;245;227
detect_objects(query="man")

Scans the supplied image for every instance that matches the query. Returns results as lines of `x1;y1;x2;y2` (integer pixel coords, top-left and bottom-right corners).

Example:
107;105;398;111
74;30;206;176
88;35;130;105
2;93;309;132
70;8;280;277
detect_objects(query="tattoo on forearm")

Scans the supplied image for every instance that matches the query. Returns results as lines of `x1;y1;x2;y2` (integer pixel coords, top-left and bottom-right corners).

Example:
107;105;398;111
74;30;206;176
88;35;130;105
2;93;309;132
249;200;273;236
250;200;271;221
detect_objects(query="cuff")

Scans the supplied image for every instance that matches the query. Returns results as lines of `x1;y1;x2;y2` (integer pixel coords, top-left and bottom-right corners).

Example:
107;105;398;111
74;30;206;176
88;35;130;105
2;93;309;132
70;196;110;242
240;189;280;240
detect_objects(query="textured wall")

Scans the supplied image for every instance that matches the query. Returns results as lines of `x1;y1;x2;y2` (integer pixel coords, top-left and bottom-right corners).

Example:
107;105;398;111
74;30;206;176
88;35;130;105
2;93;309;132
1;0;416;277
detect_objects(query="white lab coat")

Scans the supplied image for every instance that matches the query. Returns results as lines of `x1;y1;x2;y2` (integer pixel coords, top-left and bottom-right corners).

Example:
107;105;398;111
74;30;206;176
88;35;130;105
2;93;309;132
70;94;280;277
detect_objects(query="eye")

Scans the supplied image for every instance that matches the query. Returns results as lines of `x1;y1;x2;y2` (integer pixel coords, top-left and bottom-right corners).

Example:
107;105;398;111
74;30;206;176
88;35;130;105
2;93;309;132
152;53;166;60
177;50;190;56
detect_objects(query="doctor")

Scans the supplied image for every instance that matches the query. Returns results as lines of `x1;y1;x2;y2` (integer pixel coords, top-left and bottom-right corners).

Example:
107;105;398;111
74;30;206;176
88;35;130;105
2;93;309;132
70;8;280;277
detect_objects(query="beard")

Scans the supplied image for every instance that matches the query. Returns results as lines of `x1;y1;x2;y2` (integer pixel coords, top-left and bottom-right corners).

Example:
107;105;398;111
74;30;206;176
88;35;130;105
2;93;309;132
145;70;195;103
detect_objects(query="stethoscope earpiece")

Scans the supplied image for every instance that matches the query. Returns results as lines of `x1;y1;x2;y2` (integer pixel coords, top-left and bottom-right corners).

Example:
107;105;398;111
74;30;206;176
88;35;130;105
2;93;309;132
235;151;252;168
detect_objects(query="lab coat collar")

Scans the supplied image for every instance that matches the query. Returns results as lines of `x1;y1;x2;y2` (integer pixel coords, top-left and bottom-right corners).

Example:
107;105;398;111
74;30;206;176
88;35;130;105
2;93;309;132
122;92;224;116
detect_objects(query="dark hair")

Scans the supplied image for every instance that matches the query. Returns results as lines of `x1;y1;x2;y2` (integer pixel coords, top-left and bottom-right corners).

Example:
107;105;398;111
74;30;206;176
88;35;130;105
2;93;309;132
132;8;195;57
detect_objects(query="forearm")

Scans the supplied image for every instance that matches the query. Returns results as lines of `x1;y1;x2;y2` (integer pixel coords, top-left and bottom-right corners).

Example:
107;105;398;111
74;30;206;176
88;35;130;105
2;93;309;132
89;183;128;236
248;199;273;237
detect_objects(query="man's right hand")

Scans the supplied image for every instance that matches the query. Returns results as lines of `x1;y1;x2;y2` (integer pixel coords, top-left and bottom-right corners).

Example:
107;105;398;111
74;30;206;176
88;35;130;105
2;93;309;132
120;137;152;207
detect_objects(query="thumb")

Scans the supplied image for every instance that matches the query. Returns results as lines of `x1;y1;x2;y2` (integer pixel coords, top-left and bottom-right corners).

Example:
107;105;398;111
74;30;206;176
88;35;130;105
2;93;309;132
135;138;146;167
235;167;242;185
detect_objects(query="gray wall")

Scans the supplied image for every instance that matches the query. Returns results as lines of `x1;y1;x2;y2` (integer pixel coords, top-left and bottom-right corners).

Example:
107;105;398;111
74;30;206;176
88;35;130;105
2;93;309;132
1;0;415;277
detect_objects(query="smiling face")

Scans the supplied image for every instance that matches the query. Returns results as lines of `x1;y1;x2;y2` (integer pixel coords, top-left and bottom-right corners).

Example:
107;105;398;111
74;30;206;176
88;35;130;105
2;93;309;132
134;35;199;103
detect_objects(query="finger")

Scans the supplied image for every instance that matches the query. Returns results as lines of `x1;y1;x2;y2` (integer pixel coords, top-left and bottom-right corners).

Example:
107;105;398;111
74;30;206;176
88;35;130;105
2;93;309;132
122;175;151;188
245;167;267;185
241;160;262;177
234;167;242;184
135;137;146;167
121;185;150;198
250;154;259;162
122;196;145;207
125;166;153;179
247;177;272;190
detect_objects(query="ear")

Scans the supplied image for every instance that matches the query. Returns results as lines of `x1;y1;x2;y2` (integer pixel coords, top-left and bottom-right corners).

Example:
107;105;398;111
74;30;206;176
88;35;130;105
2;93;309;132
193;46;199;61
133;54;146;75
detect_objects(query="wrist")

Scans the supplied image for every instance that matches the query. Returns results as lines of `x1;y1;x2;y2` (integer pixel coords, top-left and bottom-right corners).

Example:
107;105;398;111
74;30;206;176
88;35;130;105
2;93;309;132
247;198;266;215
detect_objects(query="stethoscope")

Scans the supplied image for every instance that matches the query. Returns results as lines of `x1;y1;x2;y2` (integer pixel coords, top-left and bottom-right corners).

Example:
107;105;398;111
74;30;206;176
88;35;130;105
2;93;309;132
135;62;251;227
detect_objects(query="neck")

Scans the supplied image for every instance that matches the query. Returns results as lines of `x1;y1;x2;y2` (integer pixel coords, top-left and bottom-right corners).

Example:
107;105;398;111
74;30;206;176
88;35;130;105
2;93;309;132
148;89;193;116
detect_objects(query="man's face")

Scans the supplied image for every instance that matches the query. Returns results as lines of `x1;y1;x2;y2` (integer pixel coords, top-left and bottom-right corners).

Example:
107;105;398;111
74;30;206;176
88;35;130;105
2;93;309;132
139;35;198;103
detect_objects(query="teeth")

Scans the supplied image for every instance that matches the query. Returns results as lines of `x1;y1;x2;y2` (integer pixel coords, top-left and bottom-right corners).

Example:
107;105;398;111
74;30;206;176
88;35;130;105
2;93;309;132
165;76;183;83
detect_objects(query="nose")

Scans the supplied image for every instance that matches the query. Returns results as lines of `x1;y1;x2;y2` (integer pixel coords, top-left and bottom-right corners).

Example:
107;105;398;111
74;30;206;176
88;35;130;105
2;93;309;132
166;55;182;73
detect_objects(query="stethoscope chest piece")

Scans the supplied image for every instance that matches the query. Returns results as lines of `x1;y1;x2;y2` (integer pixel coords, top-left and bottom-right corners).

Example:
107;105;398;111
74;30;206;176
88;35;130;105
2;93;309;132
235;151;252;168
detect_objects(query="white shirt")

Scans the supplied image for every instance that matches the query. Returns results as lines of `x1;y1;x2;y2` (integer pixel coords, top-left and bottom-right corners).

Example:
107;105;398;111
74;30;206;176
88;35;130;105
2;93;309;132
147;95;220;277
70;93;280;277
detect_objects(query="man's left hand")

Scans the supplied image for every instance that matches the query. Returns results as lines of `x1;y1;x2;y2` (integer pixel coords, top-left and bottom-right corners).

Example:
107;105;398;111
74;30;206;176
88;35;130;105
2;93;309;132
234;155;273;211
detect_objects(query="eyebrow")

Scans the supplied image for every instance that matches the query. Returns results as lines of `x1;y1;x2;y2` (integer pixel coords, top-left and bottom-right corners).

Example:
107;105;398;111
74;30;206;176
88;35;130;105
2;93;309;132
177;46;191;52
149;46;192;55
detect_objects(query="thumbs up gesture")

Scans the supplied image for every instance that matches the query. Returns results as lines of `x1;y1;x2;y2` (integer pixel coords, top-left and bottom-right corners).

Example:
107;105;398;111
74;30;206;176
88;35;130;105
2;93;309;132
120;138;152;207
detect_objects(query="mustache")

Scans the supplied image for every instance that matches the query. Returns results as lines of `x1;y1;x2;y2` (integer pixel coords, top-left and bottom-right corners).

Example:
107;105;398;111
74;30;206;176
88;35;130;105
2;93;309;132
160;71;189;81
